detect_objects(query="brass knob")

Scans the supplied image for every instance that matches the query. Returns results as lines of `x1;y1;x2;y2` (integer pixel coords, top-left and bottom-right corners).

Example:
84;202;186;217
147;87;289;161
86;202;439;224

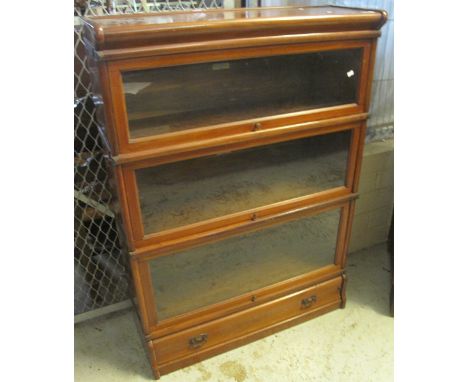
301;295;317;309
252;122;261;131
189;334;208;349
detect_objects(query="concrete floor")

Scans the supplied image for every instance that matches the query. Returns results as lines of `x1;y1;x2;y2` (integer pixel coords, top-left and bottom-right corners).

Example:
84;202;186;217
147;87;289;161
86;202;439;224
75;244;393;382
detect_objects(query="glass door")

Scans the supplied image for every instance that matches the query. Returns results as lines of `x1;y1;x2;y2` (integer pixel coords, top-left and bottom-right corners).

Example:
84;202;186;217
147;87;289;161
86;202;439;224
135;129;352;236
148;207;342;321
122;49;363;140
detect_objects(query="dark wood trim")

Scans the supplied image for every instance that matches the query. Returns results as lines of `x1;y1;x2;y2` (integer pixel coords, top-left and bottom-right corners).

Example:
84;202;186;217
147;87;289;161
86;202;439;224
136;201;352;337
136;257;159;328
147;341;161;380
345;126;361;188
129;259;151;333
97;31;381;61
112;166;136;250
334;204;350;268
145;266;343;338
83;5;387;51
132;192;358;259
114;114;367;166
131;309;161;380
132;186;351;250
341;199;357;269
118;122;362;249
340;272;348;308
97;64;121;156
154;300;342;375
82;6;387;377
105;39;372;155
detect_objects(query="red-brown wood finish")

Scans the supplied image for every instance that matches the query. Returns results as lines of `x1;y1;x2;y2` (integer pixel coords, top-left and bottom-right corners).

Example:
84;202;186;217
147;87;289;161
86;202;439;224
152;277;343;369
83;5;386;379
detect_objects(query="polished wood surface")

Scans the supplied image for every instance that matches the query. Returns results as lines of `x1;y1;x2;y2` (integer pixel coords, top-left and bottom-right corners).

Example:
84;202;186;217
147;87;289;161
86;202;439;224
97;31;381;62
107;40;372;156
152;276;342;366
82;5;387;50
144;264;344;339
131;192;357;257
122;49;362;139
90;6;382;25
149;209;341;320
114;114;367;165
135;132;350;235
83;5;387;378
119;122;362;250
157;299;342;375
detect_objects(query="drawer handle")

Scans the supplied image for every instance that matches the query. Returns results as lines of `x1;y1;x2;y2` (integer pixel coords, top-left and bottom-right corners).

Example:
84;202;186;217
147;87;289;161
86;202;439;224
301;295;317;309
189;333;208;349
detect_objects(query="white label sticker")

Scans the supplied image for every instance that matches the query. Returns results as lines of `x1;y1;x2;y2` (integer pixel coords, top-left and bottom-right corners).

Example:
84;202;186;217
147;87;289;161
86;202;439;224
347;70;355;78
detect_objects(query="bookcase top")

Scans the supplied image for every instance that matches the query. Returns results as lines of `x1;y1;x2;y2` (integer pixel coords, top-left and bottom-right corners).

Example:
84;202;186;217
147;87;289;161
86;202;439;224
83;5;387;51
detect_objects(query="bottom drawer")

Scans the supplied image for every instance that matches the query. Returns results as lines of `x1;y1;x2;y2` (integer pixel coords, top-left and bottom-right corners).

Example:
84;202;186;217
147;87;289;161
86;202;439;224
152;276;343;371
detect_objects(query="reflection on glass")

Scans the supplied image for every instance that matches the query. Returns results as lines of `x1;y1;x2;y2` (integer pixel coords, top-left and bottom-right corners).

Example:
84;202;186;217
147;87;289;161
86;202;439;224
136;130;350;234
123;49;362;138
150;209;341;320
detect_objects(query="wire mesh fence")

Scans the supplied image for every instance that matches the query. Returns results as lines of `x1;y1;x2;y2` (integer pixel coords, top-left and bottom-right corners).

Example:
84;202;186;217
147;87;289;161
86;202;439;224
74;0;223;318
74;15;128;315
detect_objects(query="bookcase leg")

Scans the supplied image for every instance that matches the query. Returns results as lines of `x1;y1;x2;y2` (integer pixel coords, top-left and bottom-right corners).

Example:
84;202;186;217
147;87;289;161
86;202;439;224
340;272;348;309
147;340;161;380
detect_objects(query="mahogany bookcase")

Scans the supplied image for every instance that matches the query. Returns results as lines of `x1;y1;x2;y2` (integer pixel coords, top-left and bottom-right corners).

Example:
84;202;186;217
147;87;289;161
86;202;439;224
82;5;387;378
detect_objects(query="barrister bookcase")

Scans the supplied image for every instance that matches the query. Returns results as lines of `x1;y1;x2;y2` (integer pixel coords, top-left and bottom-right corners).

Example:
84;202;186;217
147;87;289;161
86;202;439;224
82;5;387;378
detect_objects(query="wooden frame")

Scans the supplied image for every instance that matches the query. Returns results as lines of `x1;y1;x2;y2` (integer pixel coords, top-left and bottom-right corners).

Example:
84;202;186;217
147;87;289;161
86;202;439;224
132;197;354;339
116;120;363;250
101;39;373;156
82;5;387;378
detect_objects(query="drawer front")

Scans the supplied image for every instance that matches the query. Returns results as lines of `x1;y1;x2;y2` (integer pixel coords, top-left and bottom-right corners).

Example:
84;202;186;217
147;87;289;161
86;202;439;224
152;276;342;365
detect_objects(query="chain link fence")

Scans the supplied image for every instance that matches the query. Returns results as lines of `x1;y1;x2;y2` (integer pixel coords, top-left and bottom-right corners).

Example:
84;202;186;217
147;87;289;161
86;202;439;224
74;0;223;319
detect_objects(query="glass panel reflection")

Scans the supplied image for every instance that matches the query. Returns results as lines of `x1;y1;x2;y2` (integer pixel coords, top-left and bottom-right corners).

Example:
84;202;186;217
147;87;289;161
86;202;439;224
136;130;350;234
123;49;362;138
150;208;341;320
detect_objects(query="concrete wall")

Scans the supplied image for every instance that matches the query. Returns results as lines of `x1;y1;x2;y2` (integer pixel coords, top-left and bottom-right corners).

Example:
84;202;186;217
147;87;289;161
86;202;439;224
349;139;393;253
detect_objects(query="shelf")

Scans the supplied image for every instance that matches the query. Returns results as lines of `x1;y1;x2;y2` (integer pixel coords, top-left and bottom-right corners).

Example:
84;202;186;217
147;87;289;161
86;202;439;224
123;49;362;139
136;130;351;235
149;208;341;321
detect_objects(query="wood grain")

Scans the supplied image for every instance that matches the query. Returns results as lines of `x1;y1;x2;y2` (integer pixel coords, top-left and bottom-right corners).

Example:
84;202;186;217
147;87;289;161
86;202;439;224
152;276;342;372
148;209;341;321
155;300;342;376
122;49;362;139
132;193;358;259
135;131;351;235
97;31;381;61
114;115;367;166
143;264;343;339
119;123;362;249
82;5;387;50
105;40;372;156
82;5;387;378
